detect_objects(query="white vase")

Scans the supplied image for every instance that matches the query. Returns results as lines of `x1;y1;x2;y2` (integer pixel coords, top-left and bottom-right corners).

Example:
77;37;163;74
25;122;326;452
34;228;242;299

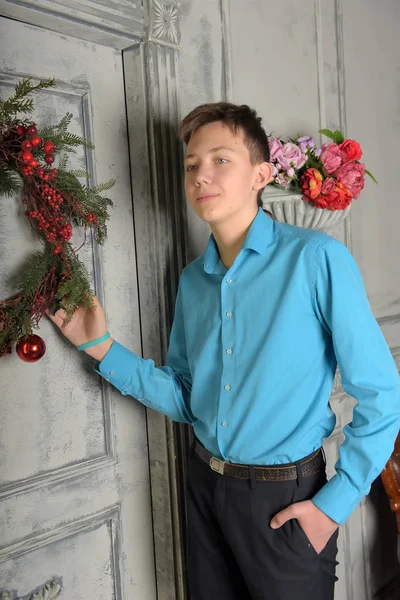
262;188;351;232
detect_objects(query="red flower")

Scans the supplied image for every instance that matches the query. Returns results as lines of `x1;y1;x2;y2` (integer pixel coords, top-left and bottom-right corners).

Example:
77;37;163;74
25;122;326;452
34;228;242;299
339;139;362;162
314;178;352;210
301;168;323;200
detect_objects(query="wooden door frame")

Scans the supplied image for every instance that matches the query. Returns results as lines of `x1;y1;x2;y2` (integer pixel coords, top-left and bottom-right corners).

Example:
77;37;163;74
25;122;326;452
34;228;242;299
0;1;200;597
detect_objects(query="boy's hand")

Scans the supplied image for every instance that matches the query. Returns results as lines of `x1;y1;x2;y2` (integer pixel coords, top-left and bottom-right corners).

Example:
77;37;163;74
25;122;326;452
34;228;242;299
270;500;339;554
45;295;113;361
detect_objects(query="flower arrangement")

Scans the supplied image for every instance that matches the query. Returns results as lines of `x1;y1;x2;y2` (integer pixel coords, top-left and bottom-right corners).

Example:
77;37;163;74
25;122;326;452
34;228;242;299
268;129;377;211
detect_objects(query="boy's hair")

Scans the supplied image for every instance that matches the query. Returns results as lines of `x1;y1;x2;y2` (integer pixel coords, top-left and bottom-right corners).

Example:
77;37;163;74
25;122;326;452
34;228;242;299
178;102;271;206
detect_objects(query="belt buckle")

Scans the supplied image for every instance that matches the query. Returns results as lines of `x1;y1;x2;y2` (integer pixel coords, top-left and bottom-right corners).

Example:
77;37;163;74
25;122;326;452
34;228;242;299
210;456;226;475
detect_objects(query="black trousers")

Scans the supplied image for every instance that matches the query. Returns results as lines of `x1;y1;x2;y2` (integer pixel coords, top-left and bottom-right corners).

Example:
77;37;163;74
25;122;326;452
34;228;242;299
186;447;339;600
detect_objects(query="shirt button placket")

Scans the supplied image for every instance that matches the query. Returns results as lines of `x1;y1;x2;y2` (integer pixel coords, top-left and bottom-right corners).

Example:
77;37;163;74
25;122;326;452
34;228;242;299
219;273;235;451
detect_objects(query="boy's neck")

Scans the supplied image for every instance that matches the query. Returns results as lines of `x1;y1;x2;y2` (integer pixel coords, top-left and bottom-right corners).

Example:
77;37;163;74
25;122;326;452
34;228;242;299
211;205;259;269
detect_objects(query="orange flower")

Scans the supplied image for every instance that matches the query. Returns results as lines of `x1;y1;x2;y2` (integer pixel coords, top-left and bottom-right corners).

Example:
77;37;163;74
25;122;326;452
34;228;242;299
314;178;352;210
300;168;323;200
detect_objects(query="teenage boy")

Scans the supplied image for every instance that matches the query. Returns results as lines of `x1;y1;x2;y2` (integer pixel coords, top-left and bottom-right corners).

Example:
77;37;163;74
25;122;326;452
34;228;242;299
47;102;400;600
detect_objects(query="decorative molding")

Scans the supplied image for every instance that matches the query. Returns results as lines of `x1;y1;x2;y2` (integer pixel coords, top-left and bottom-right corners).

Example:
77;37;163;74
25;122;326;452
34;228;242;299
0;0;145;49
150;0;180;47
0;72;115;500
0;579;62;600
0;504;120;563
219;0;233;101
0;455;114;501
377;312;400;327
122;38;187;600
314;0;327;145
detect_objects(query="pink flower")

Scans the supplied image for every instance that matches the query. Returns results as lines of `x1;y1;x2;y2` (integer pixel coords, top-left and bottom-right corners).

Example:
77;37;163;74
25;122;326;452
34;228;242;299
269;137;283;161
320;143;346;174
321;178;336;195
335;161;365;199
277;142;306;170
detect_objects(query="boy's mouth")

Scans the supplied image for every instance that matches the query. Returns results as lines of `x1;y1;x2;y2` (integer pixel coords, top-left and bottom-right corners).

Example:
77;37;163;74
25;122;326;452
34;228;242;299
197;194;219;202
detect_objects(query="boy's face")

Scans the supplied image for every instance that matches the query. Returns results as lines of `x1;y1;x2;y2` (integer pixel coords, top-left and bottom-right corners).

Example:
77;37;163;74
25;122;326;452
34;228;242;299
184;121;271;226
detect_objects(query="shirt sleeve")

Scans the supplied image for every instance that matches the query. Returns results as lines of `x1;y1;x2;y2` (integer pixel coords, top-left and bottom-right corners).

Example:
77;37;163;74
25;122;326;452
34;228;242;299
94;280;196;424
310;238;400;524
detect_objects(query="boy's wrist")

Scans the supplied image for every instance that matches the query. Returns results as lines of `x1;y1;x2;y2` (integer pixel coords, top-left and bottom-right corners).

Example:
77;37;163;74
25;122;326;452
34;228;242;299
84;337;114;362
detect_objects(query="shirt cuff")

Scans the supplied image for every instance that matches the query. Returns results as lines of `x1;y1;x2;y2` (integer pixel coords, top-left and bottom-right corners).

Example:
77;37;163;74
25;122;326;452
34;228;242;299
311;473;364;524
93;339;144;397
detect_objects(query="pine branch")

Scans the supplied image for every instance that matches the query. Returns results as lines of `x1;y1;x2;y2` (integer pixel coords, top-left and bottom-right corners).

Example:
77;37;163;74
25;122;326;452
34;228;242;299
0;78;55;121
0;167;22;196
91;178;116;194
57;251;94;321
13;250;56;297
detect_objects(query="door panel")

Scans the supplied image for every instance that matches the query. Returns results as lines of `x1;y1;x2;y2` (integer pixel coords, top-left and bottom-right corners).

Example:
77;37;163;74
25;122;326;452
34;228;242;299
0;17;156;599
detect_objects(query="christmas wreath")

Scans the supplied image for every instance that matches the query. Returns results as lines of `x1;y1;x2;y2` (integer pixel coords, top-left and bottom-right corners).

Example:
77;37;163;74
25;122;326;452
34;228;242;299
0;78;114;362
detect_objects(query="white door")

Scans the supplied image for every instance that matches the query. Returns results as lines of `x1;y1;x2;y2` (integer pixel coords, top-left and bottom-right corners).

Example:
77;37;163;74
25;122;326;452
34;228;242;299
0;17;157;599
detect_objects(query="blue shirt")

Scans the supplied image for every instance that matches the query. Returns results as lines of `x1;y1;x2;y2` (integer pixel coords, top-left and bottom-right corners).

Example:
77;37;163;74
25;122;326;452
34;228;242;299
95;208;400;524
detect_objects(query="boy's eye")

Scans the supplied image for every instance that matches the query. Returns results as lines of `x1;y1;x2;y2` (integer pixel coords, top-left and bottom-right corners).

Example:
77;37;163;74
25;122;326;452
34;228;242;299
215;158;228;164
186;164;196;172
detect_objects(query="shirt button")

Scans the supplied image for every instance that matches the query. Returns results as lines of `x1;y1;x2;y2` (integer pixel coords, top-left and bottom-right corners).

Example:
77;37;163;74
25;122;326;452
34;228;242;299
221;421;228;427
226;312;232;318
226;278;232;284
226;349;232;355
109;370;115;376
224;384;231;391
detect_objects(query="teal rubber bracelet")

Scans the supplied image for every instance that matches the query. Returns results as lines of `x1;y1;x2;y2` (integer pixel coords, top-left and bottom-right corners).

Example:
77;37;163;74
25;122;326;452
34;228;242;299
77;332;111;351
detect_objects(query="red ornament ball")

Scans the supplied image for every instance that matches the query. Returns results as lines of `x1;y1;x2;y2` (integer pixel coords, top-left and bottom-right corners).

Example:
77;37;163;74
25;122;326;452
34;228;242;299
43;141;55;153
16;125;26;136
30;135;42;147
29;158;39;168
21;140;32;150
16;334;46;362
21;151;34;163
26;125;37;136
45;154;55;165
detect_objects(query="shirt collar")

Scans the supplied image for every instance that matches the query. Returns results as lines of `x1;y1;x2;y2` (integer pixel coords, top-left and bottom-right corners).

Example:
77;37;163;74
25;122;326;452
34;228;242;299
202;208;274;274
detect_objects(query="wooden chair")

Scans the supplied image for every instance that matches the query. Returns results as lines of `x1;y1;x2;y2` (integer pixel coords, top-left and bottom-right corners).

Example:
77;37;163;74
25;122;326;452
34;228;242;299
381;431;400;533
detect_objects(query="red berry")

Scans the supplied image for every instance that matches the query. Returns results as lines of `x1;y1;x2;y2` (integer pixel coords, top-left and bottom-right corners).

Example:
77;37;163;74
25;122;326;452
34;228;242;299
43;175;49;181
43;141;55;153
30;158;38;168
26;125;37;136
16;125;26;136
30;136;42;147
21;151;34;163
21;140;32;151
45;154;55;165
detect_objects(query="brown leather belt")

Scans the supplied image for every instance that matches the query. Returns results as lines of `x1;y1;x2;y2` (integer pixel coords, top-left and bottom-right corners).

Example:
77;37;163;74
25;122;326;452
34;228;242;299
194;441;325;481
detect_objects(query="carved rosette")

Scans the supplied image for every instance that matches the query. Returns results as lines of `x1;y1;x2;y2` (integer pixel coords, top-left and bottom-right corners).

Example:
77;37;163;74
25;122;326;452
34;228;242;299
150;0;181;46
0;579;62;600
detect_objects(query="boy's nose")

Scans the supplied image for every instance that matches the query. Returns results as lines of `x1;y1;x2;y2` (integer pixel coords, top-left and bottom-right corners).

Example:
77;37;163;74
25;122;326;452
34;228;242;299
195;168;212;186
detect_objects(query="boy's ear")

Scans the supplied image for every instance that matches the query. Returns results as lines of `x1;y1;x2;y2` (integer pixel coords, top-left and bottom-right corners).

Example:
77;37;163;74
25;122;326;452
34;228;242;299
254;162;273;190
